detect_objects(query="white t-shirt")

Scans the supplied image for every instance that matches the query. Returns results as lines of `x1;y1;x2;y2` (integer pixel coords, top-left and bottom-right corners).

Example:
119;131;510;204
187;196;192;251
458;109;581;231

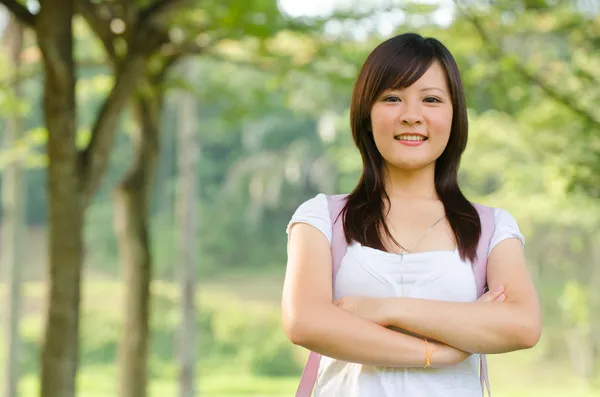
286;193;525;397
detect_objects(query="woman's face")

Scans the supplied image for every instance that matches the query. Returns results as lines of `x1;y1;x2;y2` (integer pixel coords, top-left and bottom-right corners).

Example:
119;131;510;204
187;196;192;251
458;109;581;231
370;61;453;172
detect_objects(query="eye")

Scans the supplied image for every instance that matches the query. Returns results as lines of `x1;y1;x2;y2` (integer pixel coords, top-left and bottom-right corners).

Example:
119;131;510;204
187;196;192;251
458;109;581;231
424;96;442;103
384;96;401;102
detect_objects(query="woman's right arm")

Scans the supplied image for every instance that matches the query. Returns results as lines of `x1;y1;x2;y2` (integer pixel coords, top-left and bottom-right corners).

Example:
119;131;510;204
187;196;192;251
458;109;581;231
281;223;468;368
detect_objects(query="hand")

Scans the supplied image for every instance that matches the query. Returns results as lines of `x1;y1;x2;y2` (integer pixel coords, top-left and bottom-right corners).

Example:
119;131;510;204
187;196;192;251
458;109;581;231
477;286;506;303
333;296;388;325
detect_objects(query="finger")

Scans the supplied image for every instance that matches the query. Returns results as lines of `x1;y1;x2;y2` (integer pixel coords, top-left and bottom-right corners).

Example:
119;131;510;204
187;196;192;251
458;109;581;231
485;286;504;295
487;290;502;297
496;294;506;302
479;290;502;302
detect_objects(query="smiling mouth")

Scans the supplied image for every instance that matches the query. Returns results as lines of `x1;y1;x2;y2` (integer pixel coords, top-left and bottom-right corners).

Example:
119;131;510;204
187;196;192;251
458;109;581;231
394;134;428;141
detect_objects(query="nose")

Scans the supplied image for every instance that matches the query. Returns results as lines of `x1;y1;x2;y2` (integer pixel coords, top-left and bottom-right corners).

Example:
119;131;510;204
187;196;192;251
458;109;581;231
400;103;423;125
401;113;422;125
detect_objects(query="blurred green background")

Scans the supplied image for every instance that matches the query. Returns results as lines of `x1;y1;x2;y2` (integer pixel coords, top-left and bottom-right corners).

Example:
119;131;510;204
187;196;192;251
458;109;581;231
0;0;599;396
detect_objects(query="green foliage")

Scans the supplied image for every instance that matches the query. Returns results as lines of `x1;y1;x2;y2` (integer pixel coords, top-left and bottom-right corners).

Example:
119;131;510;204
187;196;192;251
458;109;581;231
80;307;120;365
245;331;301;377
10;282;301;379
559;280;590;328
85;203;120;275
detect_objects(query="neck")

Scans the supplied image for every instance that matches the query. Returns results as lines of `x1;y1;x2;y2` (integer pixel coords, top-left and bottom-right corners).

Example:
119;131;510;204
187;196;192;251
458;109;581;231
383;163;439;201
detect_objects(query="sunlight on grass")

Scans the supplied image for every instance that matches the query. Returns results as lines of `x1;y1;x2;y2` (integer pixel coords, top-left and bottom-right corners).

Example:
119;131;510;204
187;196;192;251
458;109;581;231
19;369;600;397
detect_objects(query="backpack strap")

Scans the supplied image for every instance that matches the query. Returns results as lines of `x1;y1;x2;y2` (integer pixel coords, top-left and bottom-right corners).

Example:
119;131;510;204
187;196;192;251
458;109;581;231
472;203;496;396
296;198;495;397
472;203;495;297
327;194;350;281
295;194;349;397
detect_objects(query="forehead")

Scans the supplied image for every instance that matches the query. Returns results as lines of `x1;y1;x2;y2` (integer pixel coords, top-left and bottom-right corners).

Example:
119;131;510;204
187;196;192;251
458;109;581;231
410;61;448;89
380;60;450;96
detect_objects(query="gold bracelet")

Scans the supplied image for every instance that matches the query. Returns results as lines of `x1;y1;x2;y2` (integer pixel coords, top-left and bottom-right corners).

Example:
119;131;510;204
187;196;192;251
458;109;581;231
423;338;437;368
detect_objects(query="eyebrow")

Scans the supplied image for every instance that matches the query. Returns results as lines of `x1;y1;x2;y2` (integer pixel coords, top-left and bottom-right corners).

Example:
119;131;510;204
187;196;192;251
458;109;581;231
420;87;447;94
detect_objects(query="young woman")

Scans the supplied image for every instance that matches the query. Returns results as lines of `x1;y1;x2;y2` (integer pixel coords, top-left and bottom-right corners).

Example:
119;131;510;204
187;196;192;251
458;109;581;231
281;33;542;396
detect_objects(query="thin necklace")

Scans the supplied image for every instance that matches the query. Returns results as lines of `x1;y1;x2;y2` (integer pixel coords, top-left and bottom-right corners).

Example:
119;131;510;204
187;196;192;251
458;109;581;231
396;214;447;254
396;213;446;298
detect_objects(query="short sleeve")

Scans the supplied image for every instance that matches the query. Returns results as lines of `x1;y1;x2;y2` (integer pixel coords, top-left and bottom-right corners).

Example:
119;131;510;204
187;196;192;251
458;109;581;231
489;208;525;255
286;193;332;245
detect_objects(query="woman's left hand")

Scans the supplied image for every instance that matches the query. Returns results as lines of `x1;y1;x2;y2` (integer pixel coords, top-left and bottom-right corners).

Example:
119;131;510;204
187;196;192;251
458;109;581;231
333;296;389;326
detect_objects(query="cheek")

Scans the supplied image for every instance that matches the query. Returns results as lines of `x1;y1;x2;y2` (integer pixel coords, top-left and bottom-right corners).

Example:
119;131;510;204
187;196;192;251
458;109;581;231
370;107;396;144
370;105;396;128
426;114;453;149
371;125;392;153
431;109;453;132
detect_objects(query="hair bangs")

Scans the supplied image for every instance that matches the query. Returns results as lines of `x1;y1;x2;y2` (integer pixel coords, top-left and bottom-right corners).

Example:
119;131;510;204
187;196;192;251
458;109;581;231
376;40;436;99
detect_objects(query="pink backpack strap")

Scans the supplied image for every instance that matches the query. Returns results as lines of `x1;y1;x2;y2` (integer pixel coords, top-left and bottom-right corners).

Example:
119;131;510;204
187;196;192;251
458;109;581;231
472;203;496;396
327;194;350;281
295;194;348;397
295;351;320;397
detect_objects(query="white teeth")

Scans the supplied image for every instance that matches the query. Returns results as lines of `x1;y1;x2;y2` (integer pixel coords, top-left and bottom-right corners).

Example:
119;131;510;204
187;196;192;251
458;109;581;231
395;135;426;141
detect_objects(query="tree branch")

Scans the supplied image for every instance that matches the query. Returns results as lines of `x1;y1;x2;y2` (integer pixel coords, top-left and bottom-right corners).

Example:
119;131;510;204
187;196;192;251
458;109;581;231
138;0;188;26
0;0;36;28
79;52;149;204
572;63;600;87
454;0;600;129
152;53;184;86
0;57;108;90
77;0;118;63
157;37;209;64
77;0;181;201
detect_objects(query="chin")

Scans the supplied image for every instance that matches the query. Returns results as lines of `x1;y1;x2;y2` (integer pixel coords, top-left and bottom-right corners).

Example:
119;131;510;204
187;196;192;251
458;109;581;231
404;165;431;172
387;160;433;172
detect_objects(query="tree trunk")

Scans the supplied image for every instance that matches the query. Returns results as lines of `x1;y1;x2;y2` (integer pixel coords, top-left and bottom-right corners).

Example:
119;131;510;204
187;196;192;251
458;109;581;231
176;60;199;397
114;90;160;397
36;3;85;397
1;15;25;397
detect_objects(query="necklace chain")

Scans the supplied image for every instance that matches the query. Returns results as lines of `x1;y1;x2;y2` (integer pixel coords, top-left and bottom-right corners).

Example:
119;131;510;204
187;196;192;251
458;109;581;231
397;214;446;254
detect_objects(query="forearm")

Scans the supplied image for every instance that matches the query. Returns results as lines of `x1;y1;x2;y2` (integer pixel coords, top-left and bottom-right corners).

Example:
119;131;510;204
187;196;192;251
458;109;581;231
285;303;457;368
382;298;541;354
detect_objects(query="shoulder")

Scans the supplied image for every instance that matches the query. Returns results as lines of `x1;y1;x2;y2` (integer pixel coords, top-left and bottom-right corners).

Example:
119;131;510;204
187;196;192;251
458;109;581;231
471;203;524;255
492;207;521;230
490;206;525;255
471;203;521;230
286;193;333;245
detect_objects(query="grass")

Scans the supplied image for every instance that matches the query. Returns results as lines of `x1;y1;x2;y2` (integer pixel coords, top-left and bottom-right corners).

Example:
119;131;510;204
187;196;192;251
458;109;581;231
17;369;300;397
15;366;600;397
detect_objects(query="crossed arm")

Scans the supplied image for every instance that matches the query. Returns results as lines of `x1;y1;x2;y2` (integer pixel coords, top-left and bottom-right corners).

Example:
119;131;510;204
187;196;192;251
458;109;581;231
282;223;542;369
334;238;542;354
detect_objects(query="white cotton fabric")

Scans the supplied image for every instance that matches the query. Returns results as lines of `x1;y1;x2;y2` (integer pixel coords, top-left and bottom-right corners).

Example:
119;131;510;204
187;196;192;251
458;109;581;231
286;193;525;397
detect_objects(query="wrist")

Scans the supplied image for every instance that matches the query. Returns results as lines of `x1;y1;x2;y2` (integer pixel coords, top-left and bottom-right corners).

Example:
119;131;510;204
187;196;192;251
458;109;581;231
424;340;446;368
429;343;471;368
430;344;451;368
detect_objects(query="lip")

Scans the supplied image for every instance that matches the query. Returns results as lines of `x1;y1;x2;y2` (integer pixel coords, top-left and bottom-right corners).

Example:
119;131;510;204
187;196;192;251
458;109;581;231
396;139;426;147
394;132;428;147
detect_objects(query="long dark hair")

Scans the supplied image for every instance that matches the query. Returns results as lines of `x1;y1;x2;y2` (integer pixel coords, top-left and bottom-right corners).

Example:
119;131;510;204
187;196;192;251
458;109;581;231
342;32;481;263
